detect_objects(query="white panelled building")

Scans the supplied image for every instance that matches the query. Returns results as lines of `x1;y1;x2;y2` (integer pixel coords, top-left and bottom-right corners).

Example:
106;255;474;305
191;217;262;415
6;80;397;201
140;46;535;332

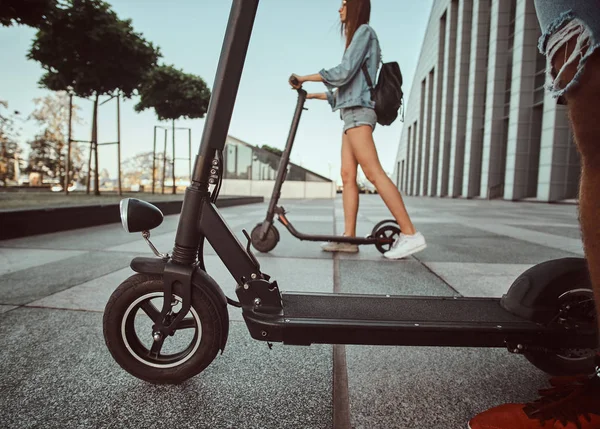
393;0;580;202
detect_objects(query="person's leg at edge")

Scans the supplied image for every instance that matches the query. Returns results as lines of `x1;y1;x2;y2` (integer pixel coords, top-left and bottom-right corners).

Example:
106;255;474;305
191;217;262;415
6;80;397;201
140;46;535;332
468;24;600;429
341;131;359;237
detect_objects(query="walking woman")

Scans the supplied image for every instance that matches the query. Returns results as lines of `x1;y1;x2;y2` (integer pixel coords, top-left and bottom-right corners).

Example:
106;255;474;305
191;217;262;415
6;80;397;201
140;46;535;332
289;0;426;259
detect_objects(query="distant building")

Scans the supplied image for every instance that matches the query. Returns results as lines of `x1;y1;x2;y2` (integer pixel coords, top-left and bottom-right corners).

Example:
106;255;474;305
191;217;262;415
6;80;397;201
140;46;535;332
393;0;579;202
219;136;335;199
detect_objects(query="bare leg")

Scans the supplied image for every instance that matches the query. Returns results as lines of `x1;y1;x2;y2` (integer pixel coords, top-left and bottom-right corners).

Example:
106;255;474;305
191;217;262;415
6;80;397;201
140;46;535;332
557;47;600;329
345;125;417;235
341;132;359;237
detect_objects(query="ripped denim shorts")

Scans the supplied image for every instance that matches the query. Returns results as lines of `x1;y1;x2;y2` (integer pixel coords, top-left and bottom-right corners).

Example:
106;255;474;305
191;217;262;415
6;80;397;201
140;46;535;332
534;0;600;99
340;106;377;134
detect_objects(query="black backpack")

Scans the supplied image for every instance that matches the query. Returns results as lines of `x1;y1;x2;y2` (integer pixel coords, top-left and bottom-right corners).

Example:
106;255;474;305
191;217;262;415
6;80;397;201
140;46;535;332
362;61;404;126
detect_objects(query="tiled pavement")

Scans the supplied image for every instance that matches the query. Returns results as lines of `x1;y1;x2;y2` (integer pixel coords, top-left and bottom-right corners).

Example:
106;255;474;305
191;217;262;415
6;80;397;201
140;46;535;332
0;195;585;429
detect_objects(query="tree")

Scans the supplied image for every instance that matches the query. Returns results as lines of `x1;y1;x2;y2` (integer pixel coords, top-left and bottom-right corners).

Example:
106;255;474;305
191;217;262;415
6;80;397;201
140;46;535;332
135;65;210;193
29;92;83;184
28;0;161;195
0;0;58;28
27;129;57;182
0;101;23;186
123;150;171;192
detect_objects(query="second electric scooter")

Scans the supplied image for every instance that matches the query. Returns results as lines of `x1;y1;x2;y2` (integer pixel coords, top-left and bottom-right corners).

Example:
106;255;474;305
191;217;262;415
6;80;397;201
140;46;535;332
103;0;598;386
251;82;400;254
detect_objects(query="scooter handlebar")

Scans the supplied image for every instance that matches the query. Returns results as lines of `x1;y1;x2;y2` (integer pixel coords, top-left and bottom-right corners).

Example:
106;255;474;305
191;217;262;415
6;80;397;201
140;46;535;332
289;75;300;87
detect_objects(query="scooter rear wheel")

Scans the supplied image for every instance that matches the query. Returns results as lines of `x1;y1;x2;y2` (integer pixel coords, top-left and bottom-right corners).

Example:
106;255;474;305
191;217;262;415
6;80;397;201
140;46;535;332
523;287;598;376
251;223;279;253
103;273;221;384
371;219;399;235
373;224;401;254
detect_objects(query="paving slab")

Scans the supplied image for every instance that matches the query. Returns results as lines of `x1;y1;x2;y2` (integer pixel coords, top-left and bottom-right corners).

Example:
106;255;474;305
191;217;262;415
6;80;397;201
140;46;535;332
423;262;535;297
0;248;86;275
521;224;583;240
0;307;332;429
28;255;333;323
345;345;548;429
463;221;584;255
0;221;151;251
0;251;132;305
27;267;135;312
339;259;456;296
413;236;582;264
0;305;16;313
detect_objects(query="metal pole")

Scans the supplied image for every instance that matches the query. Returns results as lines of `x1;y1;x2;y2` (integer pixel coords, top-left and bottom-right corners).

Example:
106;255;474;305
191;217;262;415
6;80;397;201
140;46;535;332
162;128;167;194
65;93;73;195
93;94;100;195
152;126;157;194
191;0;259;187
117;93;122;196
188;129;192;182
86;100;95;195
172;119;176;194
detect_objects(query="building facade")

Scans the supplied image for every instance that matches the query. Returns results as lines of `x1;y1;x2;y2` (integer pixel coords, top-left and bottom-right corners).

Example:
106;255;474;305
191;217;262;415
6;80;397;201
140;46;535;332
393;0;580;202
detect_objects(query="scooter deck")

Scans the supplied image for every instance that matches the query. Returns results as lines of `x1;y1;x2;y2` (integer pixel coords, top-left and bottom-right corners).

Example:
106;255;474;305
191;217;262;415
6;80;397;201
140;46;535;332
243;292;597;349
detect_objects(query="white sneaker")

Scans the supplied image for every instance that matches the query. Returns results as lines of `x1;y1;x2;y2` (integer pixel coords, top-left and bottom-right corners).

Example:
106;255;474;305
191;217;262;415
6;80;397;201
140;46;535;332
321;240;359;253
383;232;426;260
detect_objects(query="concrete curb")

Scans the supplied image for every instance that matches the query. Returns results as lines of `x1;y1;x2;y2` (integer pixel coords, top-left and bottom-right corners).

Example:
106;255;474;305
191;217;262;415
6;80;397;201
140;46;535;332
0;196;263;240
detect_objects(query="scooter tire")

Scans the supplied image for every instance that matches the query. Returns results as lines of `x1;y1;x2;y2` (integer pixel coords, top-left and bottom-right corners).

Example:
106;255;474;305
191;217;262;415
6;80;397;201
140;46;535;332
373;224;401;254
103;273;221;384
523;283;597;376
251;223;279;253
524;350;597;376
370;219;399;237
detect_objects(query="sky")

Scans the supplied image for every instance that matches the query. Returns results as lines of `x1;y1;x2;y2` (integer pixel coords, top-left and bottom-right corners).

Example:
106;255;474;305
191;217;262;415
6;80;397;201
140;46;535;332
0;0;434;184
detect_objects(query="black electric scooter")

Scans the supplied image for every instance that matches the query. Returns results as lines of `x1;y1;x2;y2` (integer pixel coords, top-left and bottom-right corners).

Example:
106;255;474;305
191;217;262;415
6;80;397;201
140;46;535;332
103;0;598;385
250;83;400;254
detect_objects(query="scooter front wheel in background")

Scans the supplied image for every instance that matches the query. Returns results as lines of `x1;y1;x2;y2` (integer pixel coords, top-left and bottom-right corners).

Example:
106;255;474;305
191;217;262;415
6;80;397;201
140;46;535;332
373;224;401;254
103;274;221;384
251;223;279;253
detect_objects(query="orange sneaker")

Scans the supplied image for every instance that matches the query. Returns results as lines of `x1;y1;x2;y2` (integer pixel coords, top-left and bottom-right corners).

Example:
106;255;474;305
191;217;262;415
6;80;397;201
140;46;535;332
468;374;600;429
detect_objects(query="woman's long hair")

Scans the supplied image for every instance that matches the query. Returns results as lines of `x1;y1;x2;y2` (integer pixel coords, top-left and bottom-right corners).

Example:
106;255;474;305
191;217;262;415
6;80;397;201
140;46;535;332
342;0;371;48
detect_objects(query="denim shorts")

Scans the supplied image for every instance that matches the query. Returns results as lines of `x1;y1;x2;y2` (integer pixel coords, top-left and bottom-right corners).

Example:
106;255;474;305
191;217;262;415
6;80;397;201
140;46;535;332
340;106;377;134
534;0;600;98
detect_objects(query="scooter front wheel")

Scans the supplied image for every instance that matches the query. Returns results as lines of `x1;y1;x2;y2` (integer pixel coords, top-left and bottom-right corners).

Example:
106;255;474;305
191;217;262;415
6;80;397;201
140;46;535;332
103;273;221;384
251;223;279;253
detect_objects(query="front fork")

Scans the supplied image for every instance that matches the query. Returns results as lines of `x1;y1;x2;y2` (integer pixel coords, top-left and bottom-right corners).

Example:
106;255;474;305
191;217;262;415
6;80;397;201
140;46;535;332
152;195;283;339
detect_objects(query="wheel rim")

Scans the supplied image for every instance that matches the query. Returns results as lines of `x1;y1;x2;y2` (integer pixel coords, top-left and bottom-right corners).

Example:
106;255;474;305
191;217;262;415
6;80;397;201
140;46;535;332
553;289;597;361
375;225;400;253
121;292;202;369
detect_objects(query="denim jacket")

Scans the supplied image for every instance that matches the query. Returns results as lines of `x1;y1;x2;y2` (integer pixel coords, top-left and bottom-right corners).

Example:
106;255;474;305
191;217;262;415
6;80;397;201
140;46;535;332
319;24;381;111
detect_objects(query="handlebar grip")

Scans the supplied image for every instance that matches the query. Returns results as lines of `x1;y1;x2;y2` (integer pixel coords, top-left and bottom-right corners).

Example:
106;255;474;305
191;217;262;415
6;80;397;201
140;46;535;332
289;75;300;86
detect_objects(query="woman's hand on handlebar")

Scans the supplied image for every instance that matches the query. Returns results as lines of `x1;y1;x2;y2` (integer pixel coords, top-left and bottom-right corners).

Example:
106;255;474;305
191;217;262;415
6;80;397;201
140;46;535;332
289;73;324;89
289;73;304;89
